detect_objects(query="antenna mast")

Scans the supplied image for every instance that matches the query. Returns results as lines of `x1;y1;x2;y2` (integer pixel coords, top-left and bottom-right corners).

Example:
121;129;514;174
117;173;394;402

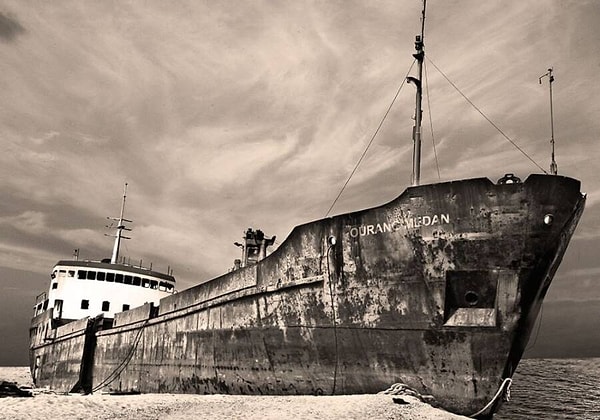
108;182;132;264
407;0;426;186
539;67;557;175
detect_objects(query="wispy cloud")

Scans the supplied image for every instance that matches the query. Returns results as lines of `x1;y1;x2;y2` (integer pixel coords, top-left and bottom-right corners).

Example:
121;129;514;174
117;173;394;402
0;0;598;299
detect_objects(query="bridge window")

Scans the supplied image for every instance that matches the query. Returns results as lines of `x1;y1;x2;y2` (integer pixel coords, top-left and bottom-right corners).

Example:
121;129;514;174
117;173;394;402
142;278;150;288
78;270;86;279
106;272;115;282
133;276;141;286
97;272;105;281
122;304;130;311
52;282;58;290
86;271;96;280
81;299;89;310
115;274;123;283
150;280;158;290
124;275;132;285
68;270;75;277
102;301;110;311
159;282;174;292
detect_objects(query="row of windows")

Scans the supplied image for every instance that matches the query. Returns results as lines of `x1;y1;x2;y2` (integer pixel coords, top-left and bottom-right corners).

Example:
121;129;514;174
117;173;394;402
51;269;174;292
79;299;129;312
34;299;49;314
53;270;76;278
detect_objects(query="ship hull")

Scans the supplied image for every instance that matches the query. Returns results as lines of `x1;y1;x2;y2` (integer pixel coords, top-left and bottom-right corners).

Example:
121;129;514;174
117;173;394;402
29;174;585;417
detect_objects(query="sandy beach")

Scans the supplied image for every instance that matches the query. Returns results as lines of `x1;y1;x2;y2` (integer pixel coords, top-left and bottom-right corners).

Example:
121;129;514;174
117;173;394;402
1;367;467;420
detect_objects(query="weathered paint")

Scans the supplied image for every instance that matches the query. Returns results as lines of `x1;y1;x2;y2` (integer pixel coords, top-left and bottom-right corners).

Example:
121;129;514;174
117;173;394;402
29;312;90;392
29;174;585;417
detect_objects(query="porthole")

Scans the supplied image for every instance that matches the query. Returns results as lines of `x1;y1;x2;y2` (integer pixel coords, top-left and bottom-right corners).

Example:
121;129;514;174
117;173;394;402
465;291;479;306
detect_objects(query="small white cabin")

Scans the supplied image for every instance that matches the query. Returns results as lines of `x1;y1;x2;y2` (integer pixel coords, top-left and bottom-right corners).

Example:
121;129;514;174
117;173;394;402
34;260;176;320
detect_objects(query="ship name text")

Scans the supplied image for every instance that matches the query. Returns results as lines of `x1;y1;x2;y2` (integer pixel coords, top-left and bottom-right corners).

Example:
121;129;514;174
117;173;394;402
349;213;450;238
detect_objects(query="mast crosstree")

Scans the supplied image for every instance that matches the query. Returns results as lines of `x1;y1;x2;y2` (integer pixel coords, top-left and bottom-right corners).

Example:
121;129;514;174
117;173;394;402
107;182;132;264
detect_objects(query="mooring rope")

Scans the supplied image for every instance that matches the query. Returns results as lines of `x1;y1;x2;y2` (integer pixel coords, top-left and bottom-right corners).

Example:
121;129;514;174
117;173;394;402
378;382;436;405
325;241;339;394
91;319;149;393
469;377;513;418
379;382;421;397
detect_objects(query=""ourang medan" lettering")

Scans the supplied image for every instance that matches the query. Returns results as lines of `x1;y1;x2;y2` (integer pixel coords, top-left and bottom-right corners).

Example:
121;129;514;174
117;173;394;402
349;213;450;238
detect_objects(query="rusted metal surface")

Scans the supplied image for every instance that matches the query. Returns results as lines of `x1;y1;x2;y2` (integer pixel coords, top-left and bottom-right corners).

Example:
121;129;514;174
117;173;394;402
29;313;89;392
30;174;585;417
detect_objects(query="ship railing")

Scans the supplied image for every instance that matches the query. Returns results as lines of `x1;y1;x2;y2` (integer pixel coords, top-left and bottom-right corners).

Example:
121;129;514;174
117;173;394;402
35;292;47;305
83;258;171;276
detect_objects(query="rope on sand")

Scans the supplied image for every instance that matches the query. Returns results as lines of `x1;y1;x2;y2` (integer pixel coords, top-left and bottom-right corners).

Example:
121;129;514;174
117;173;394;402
378;383;436;404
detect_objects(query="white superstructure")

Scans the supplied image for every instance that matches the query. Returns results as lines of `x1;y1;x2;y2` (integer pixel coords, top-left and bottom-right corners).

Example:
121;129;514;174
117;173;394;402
32;183;176;320
34;260;175;320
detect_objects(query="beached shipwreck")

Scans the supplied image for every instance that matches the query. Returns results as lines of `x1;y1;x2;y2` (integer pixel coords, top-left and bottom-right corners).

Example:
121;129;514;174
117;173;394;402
30;174;585;417
28;2;586;417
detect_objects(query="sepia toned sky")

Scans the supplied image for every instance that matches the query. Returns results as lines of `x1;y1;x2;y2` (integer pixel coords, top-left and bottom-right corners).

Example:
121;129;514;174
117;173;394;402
1;1;599;362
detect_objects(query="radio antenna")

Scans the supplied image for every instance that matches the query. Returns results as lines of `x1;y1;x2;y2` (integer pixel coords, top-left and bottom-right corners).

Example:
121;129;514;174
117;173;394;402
539;68;557;175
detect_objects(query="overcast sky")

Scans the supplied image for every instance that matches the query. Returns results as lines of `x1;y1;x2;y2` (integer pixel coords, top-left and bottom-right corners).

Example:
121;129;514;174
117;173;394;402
1;0;599;348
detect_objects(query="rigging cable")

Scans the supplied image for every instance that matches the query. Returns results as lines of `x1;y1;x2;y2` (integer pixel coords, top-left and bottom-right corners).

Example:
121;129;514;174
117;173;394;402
423;60;441;180
426;56;548;174
324;60;416;218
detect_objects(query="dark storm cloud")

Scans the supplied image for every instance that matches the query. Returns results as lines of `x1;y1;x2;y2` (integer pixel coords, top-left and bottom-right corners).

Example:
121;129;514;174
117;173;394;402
0;12;24;41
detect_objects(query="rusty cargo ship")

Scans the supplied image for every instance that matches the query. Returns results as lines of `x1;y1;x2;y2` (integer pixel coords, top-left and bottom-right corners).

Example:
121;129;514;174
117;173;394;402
29;3;586;418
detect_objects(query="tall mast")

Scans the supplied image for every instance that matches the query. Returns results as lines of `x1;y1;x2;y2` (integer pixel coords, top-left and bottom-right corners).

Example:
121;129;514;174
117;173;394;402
407;0;426;186
539;67;557;175
109;182;132;264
